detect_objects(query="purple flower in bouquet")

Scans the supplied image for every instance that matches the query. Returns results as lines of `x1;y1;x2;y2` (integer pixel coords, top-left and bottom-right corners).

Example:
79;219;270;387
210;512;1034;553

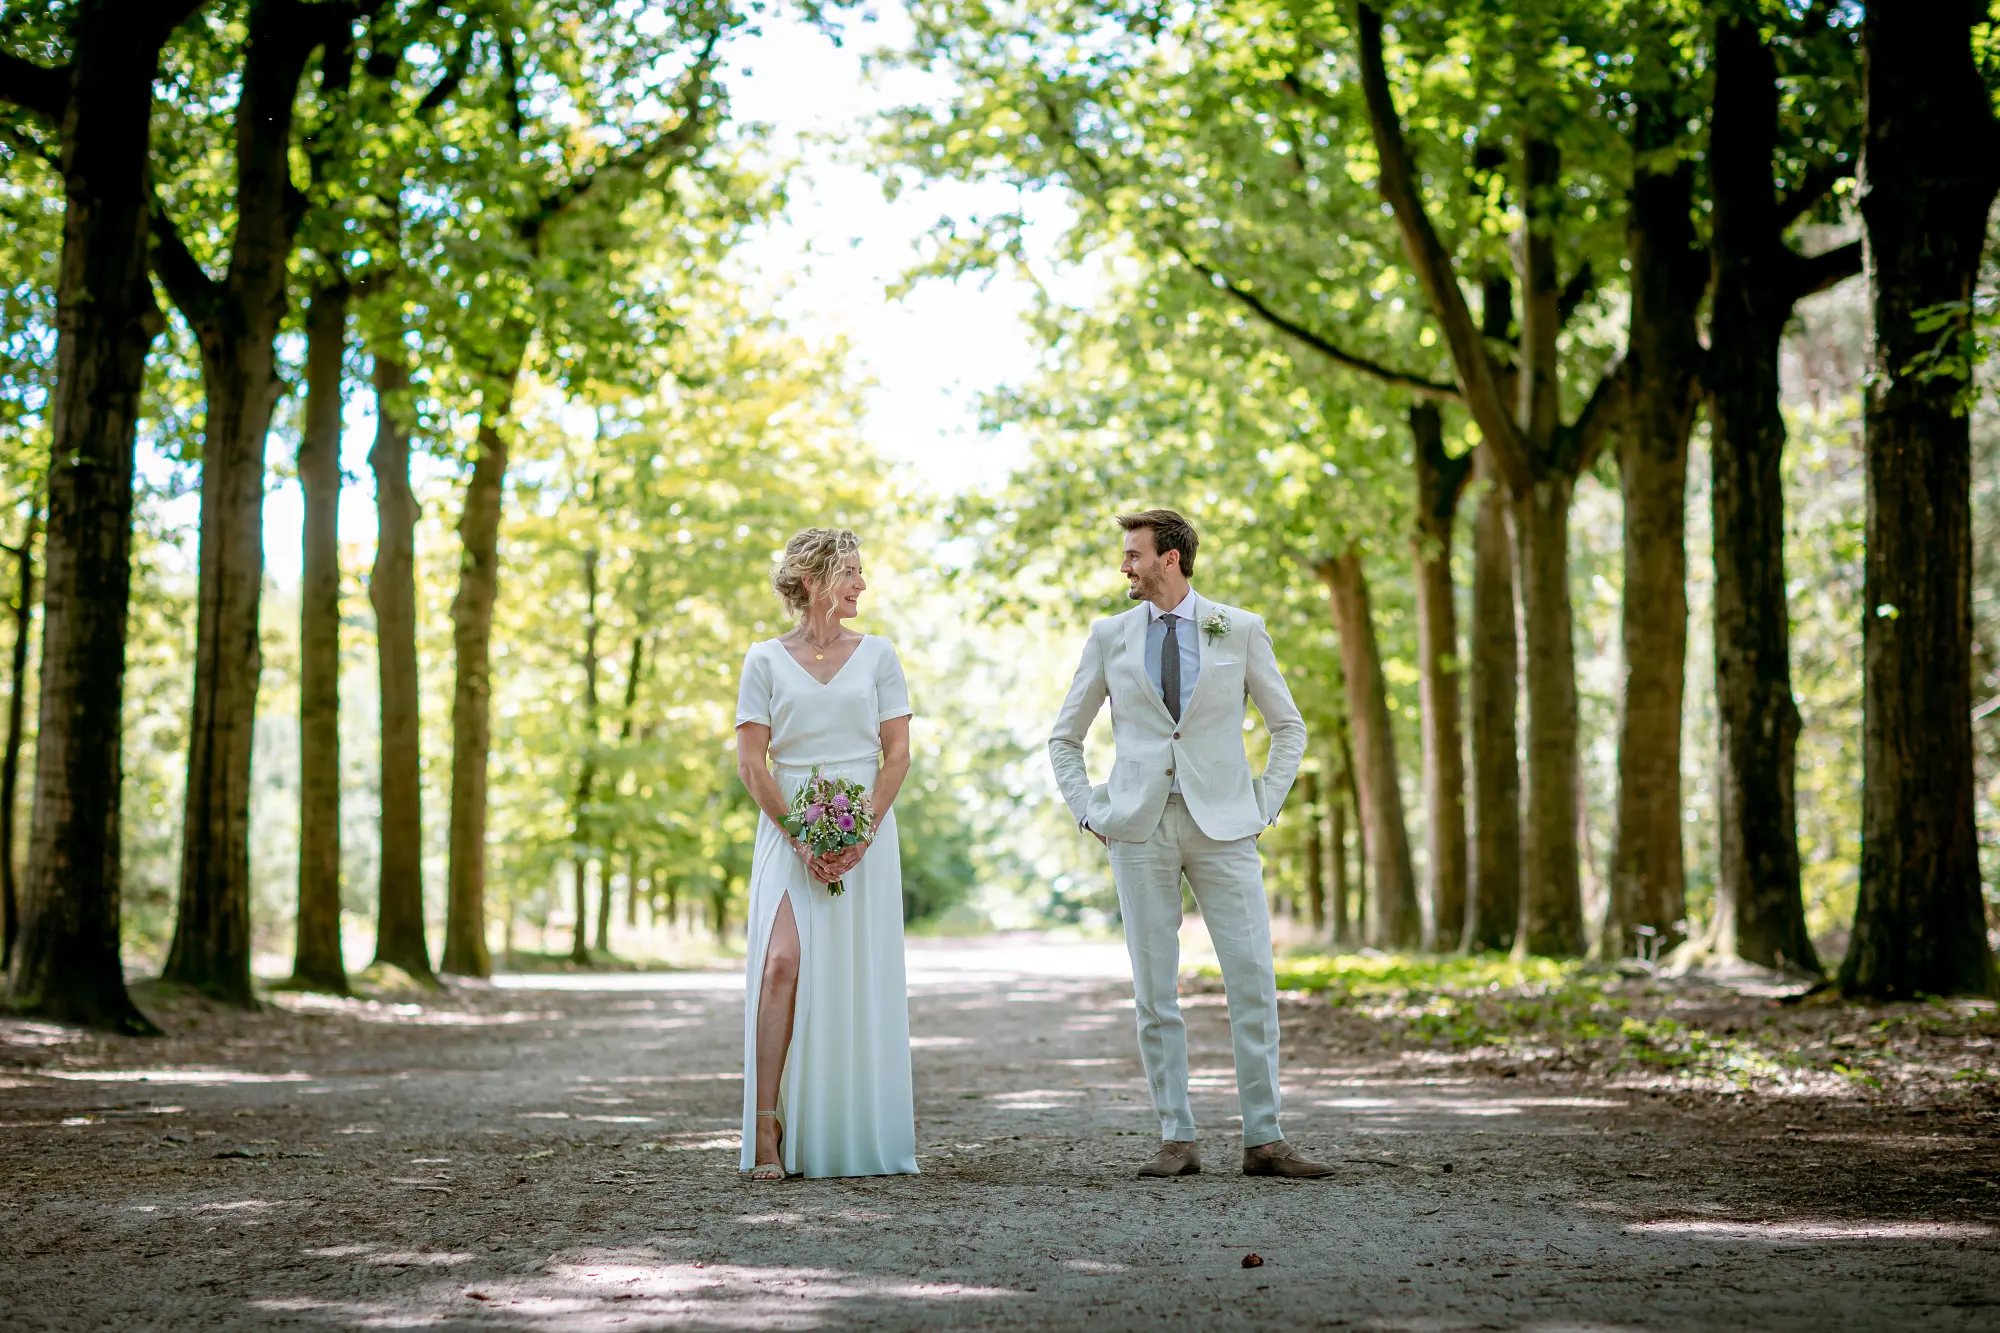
781;766;875;897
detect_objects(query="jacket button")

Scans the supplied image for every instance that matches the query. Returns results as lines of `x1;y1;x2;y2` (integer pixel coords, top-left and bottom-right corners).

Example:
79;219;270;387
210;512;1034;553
1165;768;1175;777
1172;732;1180;740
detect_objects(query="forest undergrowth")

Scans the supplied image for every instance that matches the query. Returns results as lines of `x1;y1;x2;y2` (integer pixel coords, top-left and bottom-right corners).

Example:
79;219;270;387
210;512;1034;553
1198;953;2000;1115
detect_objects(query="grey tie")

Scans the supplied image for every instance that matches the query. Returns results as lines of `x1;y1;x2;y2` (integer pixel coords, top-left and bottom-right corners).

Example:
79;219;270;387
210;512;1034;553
1160;614;1182;722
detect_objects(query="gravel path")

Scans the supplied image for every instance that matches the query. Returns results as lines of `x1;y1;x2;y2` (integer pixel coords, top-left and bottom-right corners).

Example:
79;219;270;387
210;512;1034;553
2;934;1996;1330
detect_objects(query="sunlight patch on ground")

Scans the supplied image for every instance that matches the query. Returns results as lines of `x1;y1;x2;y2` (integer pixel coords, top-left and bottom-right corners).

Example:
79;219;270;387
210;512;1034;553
269;992;558;1025
41;1068;315;1084
1630;1219;1995;1241
0;1021;83;1048
493;972;742;992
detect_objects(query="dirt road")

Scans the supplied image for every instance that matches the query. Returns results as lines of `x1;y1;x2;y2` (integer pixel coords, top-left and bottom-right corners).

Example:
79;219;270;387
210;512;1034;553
2;935;1996;1330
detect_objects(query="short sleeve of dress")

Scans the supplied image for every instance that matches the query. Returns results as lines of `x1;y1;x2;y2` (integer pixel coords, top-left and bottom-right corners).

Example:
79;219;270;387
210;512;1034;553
874;640;913;724
734;643;773;728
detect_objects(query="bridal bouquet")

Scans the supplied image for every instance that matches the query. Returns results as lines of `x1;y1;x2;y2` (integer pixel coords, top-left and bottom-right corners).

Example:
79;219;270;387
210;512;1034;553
782;767;874;896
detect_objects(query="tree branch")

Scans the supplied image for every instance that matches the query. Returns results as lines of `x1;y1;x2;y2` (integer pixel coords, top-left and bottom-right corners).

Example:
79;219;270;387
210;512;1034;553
1788;238;1863;300
1170;245;1461;401
0;51;67;120
1556;261;1595;329
521;29;724;244
148;197;224;329
1355;3;1528;492
416;13;473;113
1558;358;1628;478
1774;155;1853;232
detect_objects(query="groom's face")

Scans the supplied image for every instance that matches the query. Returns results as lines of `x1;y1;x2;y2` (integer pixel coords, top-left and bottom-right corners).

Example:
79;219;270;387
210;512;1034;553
1120;529;1177;602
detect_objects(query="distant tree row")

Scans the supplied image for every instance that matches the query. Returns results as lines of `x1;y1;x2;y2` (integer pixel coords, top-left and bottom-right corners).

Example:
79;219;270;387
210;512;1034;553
0;0;911;1030
892;0;2000;996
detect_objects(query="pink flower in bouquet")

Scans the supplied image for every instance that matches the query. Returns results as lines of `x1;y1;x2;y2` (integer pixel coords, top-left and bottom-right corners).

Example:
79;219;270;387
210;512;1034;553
836;813;855;832
804;802;825;823
832;794;851;813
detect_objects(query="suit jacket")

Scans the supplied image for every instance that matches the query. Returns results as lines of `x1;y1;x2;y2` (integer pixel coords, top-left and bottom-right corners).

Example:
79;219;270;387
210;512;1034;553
1048;593;1307;843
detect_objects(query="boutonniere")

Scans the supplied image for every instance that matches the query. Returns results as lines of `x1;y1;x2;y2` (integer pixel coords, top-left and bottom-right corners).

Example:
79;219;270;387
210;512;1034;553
1201;609;1231;644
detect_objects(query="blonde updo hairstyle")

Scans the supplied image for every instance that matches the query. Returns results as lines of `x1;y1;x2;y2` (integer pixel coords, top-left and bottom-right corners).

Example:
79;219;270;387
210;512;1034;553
772;527;862;622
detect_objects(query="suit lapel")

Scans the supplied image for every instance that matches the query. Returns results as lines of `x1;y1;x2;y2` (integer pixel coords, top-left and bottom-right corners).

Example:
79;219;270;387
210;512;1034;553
1122;605;1173;724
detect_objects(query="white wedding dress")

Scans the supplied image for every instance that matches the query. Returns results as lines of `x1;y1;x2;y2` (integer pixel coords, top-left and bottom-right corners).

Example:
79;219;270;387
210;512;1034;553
734;635;919;1178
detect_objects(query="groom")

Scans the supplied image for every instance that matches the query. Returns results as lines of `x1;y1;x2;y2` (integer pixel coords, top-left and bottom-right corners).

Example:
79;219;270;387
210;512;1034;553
1049;509;1331;1179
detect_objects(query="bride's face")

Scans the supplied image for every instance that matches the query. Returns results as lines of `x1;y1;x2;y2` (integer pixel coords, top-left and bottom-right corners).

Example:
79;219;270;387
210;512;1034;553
815;553;866;621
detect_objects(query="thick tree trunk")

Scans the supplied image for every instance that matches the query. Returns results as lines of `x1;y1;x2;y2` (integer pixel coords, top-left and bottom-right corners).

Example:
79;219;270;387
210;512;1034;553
441;406;514;978
1319;551;1420;949
161;337;278;1004
1;501;37;970
1410;405;1471;949
1702;17;1858;975
1843;3;1999;999
290;280;348;993
161;1;325;1006
3;1;194;1032
1606;111;1700;960
368;344;431;979
1466;453;1520;952
1513;479;1586;957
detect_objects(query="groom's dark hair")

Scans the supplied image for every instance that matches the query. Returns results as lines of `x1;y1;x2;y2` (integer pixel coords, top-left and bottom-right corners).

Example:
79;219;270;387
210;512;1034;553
1117;508;1198;578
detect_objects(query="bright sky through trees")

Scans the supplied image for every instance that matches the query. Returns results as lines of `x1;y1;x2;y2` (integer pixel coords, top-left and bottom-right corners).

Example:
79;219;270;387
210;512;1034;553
251;3;1059;581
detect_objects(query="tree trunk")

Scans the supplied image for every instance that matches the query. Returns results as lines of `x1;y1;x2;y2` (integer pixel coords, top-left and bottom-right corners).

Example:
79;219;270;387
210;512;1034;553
1301;768;1325;936
290;279;347;993
1606;106;1700;959
441;408;513;978
367;343;431;979
568;547;601;964
624;850;639;928
1844;3;1999;999
1319;550;1420;949
571;860;590;963
1328;774;1348;945
1410;404;1471;949
1;500;38;971
1466;453;1520;952
1702;16;1851;976
4;1;195;1032
161;338;277;1005
160;1;326;1006
595;860;613;954
1339;726;1367;941
1513;478;1586;957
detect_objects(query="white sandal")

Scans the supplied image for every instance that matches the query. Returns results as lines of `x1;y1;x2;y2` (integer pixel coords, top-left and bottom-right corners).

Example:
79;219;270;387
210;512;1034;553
750;1110;785;1181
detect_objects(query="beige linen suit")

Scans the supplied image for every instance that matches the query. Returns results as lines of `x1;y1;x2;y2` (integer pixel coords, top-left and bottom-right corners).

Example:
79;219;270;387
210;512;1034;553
1048;594;1306;1146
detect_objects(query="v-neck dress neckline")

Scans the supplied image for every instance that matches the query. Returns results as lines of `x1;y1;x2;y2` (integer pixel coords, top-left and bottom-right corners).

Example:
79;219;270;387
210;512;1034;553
777;634;870;688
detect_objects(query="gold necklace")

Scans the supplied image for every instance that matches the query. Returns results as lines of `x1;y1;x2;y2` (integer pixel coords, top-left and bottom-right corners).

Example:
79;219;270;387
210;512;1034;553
800;627;840;662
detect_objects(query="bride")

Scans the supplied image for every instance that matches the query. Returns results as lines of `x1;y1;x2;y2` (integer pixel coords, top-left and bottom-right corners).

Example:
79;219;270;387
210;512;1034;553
733;527;919;1180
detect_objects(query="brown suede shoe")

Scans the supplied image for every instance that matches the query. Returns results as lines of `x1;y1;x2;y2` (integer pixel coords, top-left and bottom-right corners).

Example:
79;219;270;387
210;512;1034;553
1137;1139;1202;1178
1242;1139;1334;1178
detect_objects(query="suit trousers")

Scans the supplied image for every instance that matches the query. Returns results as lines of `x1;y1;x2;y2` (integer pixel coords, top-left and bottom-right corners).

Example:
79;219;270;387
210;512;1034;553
1108;794;1283;1147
